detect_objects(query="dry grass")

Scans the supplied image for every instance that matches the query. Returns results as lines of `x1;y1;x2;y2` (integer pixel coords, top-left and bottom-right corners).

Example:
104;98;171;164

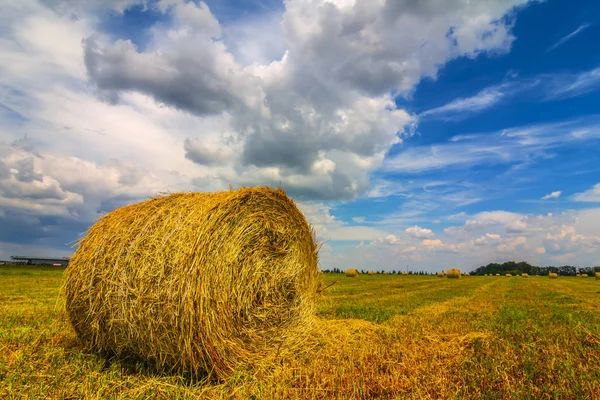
446;269;461;279
345;269;359;277
63;187;319;380
549;273;558;279
3;268;600;399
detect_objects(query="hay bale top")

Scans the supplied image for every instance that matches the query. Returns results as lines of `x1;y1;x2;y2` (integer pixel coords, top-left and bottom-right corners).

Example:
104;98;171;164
345;268;359;277
447;268;461;279
64;187;319;379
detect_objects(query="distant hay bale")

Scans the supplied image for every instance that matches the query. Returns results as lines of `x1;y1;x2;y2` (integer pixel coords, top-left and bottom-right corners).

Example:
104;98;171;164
581;274;588;278
447;268;461;279
496;274;500;276
549;273;558;279
367;271;376;275
505;273;512;277
436;272;444;277
402;271;408;275
522;273;529;278
382;271;388;275
576;274;581;277
345;268;359;277
596;272;600;280
64;187;319;380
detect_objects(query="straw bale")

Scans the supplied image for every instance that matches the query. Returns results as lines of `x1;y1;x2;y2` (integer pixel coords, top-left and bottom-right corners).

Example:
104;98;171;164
345;268;359;277
596;272;600;280
446;268;461;279
496;274;500;276
522;273;529;278
402;271;409;275
367;271;376;275
576;274;581;277
549;273;558;279
505;273;512;277
64;187;319;379
436;272;444;277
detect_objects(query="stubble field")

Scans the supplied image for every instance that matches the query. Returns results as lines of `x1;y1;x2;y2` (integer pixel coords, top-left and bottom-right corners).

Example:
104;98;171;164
1;266;599;399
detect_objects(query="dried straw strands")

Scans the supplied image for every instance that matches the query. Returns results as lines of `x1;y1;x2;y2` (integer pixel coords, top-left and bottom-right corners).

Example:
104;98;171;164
64;187;319;379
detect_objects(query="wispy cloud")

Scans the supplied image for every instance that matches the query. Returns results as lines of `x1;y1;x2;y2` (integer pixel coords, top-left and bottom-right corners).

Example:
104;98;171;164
541;191;561;200
547;23;592;53
545;67;600;100
420;65;600;120
384;118;600;173
420;85;510;120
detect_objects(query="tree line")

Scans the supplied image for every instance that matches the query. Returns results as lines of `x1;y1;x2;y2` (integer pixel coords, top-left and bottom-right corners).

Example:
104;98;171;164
471;261;600;276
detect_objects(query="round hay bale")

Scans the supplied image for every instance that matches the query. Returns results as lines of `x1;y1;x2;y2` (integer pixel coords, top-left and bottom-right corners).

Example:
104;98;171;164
595;272;600;280
436;272;444;277
495;273;500;276
505;273;512;277
345;268;359;277
402;271;408;275
522;273;529;278
367;271;376;275
64;187;319;379
549;273;558;279
581;274;588;278
447;268;461;279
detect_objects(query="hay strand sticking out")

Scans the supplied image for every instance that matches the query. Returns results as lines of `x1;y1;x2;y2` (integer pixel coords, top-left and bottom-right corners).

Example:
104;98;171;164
64;187;319;380
436;272;444;277
549;273;558;279
446;269;461;279
345;268;359;277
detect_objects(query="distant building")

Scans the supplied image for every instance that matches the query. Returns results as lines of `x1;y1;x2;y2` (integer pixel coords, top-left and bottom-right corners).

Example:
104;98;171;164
10;256;70;266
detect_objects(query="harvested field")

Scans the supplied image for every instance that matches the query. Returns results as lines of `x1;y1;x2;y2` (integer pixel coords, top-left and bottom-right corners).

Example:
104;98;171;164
2;266;600;399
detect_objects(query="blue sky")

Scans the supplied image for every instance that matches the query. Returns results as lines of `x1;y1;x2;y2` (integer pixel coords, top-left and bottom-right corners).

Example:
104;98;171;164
1;0;600;271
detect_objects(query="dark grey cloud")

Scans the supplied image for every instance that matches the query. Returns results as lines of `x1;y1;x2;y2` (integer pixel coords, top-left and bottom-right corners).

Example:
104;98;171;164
14;157;43;183
184;138;232;166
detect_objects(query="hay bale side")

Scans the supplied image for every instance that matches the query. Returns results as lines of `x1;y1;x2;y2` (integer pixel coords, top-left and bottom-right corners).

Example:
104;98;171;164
436;272;444;277
549;273;558;279
595;272;600;280
345;268;359;277
64;187;319;380
447;268;461;279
